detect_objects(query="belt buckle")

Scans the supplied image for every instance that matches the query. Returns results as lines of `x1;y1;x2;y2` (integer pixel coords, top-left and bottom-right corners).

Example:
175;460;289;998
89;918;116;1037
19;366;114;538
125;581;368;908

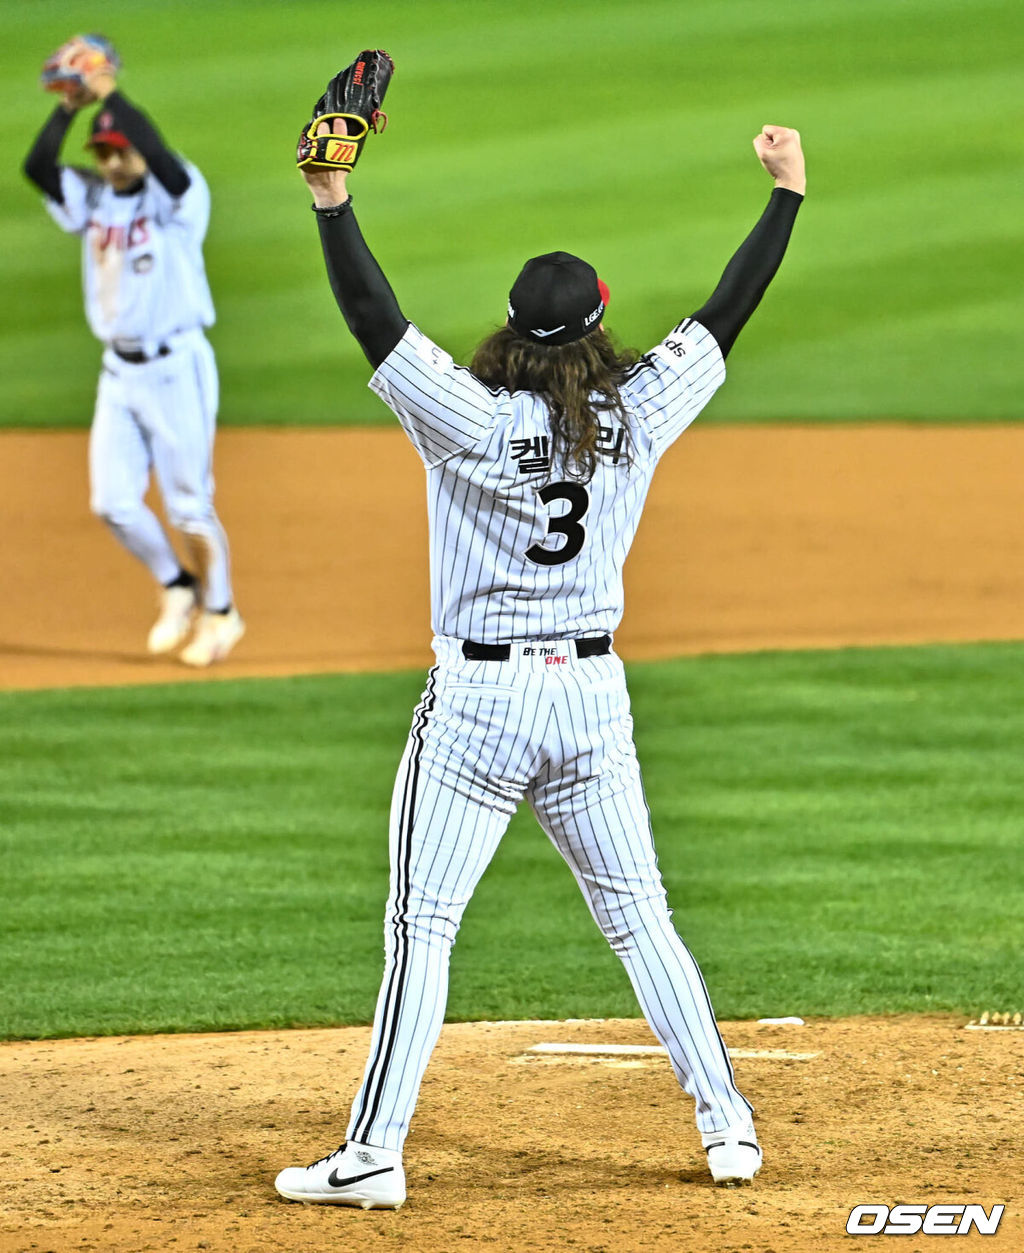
111;340;170;363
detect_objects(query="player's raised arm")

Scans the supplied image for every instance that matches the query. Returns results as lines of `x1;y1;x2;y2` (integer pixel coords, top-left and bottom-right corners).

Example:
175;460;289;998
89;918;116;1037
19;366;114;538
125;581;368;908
22;34;114;202
23;104;78;203
296;51;409;368
88;89;191;197
69;48;191;198
25;34;190;201
690;125;806;358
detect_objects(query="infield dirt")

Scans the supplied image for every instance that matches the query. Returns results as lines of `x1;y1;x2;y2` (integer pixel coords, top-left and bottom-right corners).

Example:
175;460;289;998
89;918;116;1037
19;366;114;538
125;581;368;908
1;1016;1021;1252
1;426;1022;689
2;426;1021;1251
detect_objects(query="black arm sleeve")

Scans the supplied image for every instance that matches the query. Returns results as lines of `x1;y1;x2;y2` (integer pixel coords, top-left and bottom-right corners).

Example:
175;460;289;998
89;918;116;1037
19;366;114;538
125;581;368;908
316;200;410;368
692;187;803;358
23;106;74;203
102;90;191;197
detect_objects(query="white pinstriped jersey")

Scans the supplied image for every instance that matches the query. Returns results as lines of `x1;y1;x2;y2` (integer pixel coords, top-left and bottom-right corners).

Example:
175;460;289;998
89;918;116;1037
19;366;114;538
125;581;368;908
44;162;214;349
370;317;725;642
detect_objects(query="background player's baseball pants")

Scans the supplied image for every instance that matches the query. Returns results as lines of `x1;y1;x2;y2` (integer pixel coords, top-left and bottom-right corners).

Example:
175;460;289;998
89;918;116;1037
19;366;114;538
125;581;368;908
88;331;233;610
346;635;754;1152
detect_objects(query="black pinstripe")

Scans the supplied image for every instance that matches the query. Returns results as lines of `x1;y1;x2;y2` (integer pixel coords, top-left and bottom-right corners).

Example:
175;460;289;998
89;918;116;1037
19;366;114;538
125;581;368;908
350;666;438;1142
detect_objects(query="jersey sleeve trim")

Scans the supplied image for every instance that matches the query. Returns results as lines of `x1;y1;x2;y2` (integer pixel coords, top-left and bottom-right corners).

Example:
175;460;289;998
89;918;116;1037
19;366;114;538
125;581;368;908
369;323;500;467
623;317;726;454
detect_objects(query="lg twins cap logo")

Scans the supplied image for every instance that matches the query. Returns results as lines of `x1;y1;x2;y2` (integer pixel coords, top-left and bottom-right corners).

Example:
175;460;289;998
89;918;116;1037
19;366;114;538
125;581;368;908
582;298;604;329
846;1203;1005;1236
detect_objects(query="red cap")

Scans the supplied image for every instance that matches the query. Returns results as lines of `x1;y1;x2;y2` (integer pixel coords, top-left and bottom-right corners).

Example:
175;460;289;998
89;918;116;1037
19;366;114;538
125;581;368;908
85;109;131;150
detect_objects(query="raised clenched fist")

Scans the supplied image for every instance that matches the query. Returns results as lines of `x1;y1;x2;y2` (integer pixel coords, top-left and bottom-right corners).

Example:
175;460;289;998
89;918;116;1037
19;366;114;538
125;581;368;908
753;125;806;195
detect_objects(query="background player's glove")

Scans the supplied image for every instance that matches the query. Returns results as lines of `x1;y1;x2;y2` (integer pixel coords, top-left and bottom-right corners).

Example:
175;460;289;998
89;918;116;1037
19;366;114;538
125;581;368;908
296;49;394;171
40;34;121;95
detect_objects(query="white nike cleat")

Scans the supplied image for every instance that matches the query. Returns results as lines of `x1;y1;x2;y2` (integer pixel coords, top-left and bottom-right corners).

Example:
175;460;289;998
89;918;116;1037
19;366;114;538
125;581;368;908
147;584;198;654
702;1121;763;1186
274;1142;406;1209
179;607;245;667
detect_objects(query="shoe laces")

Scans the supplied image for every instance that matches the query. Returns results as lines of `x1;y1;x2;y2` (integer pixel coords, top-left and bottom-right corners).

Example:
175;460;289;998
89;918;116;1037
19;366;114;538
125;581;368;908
307;1142;347;1170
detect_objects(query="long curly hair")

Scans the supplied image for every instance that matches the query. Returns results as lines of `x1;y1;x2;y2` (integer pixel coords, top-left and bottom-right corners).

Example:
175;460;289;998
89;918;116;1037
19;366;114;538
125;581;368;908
470;326;640;482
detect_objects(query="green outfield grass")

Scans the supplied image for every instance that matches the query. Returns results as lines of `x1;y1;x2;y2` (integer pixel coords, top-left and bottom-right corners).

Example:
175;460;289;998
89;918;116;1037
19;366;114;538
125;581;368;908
2;0;1022;426
3;641;1022;1040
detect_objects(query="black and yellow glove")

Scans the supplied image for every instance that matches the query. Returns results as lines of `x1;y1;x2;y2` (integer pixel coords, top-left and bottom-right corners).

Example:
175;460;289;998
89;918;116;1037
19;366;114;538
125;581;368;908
296;49;394;171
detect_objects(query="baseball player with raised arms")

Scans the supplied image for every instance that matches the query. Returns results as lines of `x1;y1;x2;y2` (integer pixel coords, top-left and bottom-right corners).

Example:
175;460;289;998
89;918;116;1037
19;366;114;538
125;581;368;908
275;52;804;1209
22;34;244;667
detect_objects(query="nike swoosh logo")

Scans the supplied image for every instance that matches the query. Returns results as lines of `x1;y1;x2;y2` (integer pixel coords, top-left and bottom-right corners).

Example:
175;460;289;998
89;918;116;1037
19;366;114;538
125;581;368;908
326;1165;394;1188
531;325;566;337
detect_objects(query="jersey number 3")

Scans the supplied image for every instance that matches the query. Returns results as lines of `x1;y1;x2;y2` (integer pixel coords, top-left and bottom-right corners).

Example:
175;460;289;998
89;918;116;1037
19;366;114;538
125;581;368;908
526;482;590;566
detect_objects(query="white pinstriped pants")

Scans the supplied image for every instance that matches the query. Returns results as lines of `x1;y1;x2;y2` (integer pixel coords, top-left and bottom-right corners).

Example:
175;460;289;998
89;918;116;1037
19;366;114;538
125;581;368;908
346;635;753;1151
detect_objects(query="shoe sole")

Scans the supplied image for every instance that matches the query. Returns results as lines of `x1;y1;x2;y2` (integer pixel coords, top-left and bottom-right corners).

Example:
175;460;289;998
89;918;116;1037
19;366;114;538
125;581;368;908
714;1171;759;1187
276;1187;404;1209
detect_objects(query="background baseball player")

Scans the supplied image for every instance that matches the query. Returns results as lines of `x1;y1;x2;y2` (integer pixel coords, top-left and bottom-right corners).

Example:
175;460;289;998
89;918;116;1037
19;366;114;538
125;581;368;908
275;53;804;1209
22;34;244;667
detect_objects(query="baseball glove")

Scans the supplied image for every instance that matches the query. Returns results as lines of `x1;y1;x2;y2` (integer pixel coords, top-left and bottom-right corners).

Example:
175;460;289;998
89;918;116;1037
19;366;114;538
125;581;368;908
296;49;394;171
41;33;121;94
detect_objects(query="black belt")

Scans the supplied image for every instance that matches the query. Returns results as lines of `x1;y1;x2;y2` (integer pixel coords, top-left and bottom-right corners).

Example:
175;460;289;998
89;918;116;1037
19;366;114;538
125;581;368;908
112;343;171;364
462;635;611;661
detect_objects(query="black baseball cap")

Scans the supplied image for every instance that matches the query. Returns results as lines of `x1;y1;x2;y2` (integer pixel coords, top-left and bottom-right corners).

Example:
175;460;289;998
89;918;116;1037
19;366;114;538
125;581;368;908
86;108;131;150
507;252;611;346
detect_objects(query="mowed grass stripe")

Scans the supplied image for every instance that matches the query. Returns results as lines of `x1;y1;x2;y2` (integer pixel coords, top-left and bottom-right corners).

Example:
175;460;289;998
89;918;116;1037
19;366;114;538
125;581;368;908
2;641;1022;1039
2;0;1021;424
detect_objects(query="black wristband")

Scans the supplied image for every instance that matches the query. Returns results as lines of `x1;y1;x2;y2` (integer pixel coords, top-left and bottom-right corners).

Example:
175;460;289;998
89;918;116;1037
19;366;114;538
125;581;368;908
311;197;353;218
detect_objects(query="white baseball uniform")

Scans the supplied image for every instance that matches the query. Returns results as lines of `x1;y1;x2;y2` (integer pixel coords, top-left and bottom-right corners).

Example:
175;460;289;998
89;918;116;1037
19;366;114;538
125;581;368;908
44;161;233;610
345;317;754;1151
